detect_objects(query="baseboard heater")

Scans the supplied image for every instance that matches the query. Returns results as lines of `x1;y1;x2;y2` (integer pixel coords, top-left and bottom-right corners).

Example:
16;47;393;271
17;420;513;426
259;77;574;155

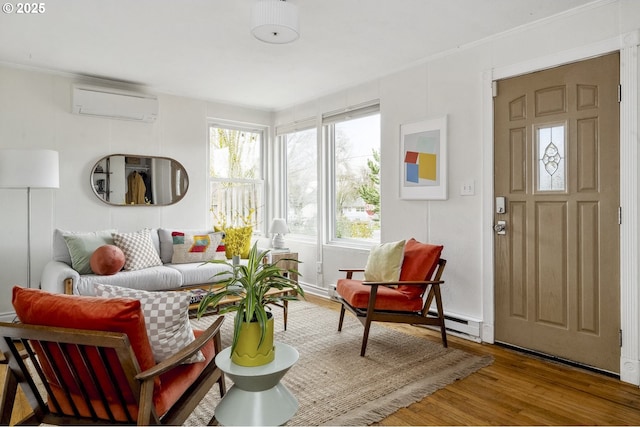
426;310;482;342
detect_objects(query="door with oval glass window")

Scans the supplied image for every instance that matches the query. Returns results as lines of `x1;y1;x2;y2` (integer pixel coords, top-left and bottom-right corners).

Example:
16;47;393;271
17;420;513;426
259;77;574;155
493;53;620;373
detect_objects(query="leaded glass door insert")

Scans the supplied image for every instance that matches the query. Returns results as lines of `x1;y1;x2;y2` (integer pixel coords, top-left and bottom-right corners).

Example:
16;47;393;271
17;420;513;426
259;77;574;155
536;124;566;192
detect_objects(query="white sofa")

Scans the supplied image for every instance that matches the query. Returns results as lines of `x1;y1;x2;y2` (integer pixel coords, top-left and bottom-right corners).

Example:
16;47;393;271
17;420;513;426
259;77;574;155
41;228;236;295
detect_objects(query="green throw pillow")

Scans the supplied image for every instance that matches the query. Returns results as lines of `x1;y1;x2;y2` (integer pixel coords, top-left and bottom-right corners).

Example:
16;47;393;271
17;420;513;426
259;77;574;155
364;240;406;282
63;230;116;274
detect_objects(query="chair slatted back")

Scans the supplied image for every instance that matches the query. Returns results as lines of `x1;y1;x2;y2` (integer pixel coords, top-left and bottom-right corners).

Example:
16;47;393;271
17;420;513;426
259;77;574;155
0;322;148;425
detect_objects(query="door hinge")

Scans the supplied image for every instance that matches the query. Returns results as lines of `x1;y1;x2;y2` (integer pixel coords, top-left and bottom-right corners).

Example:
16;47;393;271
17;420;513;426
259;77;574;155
492;81;498;98
618;206;622;225
618;84;622;103
620;329;623;347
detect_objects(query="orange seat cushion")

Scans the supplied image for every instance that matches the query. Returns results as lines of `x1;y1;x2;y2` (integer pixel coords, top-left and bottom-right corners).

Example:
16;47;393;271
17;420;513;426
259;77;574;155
155;328;216;416
337;278;424;312
11;287;216;420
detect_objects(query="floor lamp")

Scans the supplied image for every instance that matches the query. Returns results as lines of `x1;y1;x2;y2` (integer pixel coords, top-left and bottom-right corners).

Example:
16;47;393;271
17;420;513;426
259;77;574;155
0;149;59;288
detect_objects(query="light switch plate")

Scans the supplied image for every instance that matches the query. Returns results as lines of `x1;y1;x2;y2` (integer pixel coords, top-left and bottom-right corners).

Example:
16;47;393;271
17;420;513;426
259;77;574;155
461;180;475;196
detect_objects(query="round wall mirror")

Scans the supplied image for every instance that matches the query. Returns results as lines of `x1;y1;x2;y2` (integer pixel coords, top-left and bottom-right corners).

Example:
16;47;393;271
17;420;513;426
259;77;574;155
90;154;189;206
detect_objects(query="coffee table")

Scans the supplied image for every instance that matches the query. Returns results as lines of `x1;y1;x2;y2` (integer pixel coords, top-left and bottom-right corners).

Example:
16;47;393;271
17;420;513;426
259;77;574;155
214;342;299;426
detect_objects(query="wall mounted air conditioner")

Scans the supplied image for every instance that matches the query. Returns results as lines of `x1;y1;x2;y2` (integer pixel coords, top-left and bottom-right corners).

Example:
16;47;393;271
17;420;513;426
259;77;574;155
71;84;158;123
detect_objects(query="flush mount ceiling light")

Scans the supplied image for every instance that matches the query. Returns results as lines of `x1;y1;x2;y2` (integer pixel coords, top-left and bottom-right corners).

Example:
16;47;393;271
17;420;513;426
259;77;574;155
251;0;299;44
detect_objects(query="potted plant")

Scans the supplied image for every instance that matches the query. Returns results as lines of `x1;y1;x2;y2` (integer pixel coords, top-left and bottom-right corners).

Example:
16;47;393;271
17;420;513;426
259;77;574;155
196;242;304;366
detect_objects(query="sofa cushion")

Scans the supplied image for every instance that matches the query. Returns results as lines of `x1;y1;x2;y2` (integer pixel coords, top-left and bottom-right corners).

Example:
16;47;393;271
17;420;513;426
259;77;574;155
61;229;117;274
74;265;183;296
94;284;204;363
165;262;234;287
170;231;225;264
363;240;406;282
90;245;126;275
113;229;163;271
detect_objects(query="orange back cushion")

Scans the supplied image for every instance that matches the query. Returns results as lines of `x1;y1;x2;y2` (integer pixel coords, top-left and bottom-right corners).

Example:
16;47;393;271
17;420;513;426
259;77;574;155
397;239;443;298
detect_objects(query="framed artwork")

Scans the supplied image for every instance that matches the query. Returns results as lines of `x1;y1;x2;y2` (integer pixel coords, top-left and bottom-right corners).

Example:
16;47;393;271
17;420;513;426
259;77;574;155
400;116;448;200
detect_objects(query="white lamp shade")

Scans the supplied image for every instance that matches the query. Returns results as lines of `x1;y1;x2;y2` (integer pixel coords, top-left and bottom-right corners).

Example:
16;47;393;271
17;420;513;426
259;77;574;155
0;149;59;188
251;0;299;44
269;218;289;234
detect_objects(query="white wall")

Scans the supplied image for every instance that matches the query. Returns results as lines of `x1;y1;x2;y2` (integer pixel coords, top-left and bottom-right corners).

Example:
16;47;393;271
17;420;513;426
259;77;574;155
276;0;640;326
0;66;271;318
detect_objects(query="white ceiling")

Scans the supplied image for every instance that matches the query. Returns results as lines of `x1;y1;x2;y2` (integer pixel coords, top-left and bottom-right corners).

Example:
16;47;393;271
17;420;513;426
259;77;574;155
0;0;596;111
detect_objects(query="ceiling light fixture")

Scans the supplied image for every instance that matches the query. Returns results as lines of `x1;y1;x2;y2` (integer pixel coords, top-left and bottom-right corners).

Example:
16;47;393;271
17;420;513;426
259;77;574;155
251;0;299;44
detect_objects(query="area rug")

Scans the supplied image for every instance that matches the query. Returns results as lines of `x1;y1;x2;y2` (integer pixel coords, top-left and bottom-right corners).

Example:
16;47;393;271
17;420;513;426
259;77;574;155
185;300;493;426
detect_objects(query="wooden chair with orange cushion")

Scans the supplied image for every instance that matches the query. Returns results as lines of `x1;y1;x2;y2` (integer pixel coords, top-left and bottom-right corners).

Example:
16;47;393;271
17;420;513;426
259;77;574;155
0;287;226;426
336;238;447;356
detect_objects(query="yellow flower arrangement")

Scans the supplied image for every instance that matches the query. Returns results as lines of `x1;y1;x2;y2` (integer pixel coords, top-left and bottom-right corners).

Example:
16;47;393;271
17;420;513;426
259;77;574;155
214;209;254;258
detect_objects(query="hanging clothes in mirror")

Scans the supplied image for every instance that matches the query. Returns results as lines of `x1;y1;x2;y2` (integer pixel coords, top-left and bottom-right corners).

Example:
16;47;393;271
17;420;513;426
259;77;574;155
126;171;147;204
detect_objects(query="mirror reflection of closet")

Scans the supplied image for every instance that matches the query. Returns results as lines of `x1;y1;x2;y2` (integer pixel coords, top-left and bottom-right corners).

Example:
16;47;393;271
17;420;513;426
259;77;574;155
90;154;189;206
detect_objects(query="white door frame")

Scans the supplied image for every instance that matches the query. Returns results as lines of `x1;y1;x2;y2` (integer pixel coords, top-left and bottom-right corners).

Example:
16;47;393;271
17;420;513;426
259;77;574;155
481;30;640;385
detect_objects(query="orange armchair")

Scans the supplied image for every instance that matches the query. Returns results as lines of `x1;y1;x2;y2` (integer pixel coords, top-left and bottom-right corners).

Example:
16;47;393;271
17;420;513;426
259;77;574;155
0;287;226;425
336;239;447;356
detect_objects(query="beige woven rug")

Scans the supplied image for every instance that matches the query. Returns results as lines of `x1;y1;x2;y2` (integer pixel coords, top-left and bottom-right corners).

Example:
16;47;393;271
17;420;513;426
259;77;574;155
185;300;492;426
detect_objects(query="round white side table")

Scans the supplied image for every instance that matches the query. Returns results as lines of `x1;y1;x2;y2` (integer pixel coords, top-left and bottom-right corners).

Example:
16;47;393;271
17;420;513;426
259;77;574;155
214;342;299;426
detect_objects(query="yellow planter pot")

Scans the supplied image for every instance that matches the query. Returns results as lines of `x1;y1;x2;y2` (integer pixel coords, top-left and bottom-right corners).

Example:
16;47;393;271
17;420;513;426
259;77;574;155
231;315;275;366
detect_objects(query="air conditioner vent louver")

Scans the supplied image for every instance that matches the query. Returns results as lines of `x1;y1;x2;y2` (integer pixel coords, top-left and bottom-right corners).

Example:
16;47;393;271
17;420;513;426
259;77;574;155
71;84;158;123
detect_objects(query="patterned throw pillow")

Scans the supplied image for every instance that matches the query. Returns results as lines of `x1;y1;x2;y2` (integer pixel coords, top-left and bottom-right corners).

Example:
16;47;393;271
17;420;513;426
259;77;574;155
93;283;204;363
112;229;163;271
364;240;406;282
171;231;225;264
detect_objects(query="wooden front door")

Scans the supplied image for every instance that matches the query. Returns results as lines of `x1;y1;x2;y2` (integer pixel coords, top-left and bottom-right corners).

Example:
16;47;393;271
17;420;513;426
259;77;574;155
493;53;620;373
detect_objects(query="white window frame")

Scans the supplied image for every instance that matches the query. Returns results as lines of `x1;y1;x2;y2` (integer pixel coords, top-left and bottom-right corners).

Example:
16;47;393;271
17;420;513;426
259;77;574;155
322;102;381;248
207;119;267;235
277;119;319;242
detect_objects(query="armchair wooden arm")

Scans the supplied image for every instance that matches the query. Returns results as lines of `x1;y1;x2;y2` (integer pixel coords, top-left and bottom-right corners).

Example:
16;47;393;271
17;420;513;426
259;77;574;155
136;317;224;380
338;268;365;280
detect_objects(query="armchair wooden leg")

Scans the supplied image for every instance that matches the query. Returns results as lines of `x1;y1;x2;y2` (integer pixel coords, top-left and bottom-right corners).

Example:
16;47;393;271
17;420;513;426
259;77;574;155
283;300;288;331
433;284;448;348
361;284;379;357
338;305;346;331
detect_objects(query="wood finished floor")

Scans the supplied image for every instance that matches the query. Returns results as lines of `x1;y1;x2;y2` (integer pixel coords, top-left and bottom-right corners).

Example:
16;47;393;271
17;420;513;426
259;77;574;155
310;295;640;426
3;295;640;425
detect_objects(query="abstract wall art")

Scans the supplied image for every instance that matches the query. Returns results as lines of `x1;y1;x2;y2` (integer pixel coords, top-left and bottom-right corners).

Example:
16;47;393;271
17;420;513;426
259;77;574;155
400;116;448;200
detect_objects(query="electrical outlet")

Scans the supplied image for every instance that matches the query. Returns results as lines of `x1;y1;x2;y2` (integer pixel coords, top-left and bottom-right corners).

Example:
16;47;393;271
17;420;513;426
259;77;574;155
316;261;323;274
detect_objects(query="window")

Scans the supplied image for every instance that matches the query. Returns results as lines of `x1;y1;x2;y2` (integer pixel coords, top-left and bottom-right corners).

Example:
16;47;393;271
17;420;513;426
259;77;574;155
284;127;318;236
324;107;380;243
209;123;264;231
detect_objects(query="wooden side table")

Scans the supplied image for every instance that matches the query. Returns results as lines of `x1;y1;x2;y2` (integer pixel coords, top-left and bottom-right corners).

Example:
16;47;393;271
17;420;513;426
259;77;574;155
269;251;298;330
270;251;298;283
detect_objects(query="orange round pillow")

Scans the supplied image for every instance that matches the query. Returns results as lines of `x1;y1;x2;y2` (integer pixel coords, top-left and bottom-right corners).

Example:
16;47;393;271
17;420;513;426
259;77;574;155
90;245;125;275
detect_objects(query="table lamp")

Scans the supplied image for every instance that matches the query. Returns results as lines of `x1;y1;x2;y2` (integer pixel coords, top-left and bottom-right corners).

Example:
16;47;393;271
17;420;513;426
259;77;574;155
269;218;289;249
0;149;59;288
